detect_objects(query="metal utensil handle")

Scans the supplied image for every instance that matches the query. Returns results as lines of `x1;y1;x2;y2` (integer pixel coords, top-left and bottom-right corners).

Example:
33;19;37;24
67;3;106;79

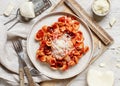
4;17;17;25
19;68;25;86
24;66;36;86
7;20;20;31
4;9;20;25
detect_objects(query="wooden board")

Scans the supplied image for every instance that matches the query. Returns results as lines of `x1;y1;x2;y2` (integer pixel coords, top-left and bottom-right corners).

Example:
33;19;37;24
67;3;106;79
40;0;114;86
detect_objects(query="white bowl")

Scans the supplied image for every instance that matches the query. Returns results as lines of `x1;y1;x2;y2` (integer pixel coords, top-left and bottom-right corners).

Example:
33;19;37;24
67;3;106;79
92;0;111;16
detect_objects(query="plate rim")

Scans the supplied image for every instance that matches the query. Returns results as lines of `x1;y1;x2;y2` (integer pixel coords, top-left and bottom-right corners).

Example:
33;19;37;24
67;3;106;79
27;12;94;79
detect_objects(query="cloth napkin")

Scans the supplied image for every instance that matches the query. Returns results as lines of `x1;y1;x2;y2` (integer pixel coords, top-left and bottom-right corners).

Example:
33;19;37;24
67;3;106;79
0;0;60;85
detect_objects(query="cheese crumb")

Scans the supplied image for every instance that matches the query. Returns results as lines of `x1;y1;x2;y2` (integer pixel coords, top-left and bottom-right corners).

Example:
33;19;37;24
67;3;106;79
117;58;120;62
109;18;116;27
116;63;120;68
3;2;15;17
98;41;102;49
99;63;106;67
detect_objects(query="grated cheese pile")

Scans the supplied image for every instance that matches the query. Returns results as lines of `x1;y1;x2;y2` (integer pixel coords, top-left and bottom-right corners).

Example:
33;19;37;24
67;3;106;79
52;34;73;59
93;0;110;14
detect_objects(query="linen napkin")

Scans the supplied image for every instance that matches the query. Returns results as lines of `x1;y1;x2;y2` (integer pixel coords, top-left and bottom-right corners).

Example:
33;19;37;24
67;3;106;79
0;0;60;85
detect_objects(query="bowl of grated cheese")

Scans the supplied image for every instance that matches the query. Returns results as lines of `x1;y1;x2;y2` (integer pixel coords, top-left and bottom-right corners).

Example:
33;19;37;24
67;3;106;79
92;0;111;16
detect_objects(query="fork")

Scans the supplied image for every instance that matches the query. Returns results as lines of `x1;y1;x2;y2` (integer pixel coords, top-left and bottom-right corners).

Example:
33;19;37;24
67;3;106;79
12;39;35;86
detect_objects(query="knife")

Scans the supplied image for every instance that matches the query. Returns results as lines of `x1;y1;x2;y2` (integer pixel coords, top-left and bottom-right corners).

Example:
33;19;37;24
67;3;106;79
64;0;111;46
19;57;25;86
20;58;36;86
12;40;36;86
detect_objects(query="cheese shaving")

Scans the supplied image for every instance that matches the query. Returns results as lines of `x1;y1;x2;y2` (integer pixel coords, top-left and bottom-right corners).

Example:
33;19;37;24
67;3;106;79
3;2;15;17
99;63;106;67
109;18;116;27
116;63;120;68
20;2;35;18
52;34;73;59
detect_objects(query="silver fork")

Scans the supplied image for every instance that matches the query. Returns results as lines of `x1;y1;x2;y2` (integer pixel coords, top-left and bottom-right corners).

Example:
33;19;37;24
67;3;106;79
12;39;36;86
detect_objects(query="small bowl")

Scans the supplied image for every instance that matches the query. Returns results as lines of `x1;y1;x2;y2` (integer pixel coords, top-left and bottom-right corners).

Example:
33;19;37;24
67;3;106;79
92;0;111;16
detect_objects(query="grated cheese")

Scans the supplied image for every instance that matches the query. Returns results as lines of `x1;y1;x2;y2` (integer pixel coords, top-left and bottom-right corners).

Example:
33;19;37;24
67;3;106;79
99;63;106;68
93;0;110;14
52;34;73;59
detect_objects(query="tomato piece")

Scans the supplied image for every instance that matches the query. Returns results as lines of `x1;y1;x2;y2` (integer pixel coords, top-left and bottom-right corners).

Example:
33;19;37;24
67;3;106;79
40;41;46;50
56;61;63;67
38;56;46;62
84;46;89;53
58;16;65;22
47;26;54;33
74;21;80;25
35;29;44;41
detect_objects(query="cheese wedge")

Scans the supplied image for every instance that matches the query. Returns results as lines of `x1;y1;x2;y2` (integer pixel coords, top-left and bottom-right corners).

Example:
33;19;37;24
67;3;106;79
87;69;114;86
20;2;35;18
3;2;15;17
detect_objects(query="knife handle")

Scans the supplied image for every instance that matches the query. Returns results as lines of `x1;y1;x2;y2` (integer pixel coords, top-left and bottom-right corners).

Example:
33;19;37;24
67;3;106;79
19;68;24;86
24;66;36;86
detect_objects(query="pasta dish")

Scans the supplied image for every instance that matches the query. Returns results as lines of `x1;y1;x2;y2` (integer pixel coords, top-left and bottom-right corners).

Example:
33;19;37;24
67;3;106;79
35;16;89;71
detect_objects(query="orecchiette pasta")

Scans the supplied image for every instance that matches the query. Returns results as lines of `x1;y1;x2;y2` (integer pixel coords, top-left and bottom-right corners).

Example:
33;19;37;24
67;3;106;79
35;16;89;71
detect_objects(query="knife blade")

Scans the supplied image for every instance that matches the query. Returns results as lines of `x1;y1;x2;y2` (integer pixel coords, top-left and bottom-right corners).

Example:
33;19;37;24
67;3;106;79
64;0;111;46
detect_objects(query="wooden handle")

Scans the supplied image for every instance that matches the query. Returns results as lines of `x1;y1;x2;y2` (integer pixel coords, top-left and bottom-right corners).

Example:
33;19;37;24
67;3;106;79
19;68;24;86
64;0;111;46
24;66;36;86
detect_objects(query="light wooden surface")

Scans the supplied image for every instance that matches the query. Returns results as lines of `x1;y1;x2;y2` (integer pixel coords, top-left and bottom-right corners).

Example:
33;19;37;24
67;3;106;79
0;0;120;86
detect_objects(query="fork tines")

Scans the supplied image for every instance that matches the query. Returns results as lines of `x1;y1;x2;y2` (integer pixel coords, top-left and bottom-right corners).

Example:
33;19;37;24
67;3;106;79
12;39;23;53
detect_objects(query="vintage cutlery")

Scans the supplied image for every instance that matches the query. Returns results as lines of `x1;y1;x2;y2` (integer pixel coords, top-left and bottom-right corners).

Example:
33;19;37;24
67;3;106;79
12;39;35;86
4;9;31;31
30;68;40;76
12;39;24;86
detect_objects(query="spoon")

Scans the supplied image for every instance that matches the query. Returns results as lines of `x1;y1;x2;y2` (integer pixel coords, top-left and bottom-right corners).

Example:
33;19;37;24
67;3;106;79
4;9;32;31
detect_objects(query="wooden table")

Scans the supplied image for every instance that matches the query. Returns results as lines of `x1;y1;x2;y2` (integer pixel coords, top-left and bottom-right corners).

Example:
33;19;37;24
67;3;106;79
0;0;120;86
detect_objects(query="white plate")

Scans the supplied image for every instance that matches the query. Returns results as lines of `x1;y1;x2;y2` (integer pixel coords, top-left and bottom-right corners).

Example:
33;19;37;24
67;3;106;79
27;12;93;79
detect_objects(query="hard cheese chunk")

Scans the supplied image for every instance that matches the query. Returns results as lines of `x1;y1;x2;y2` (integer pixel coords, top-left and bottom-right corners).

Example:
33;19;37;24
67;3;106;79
20;2;35;18
3;2;15;17
87;69;114;86
109;18;116;27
